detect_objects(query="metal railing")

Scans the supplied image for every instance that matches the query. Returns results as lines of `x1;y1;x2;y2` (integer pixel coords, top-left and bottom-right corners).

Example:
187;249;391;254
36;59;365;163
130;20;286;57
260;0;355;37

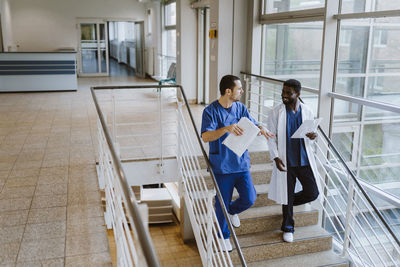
92;84;247;266
241;72;400;267
91;86;160;267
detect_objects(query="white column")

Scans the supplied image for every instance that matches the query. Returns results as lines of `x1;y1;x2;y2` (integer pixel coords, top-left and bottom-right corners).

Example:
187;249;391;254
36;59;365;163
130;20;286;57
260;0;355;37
176;0;197;102
318;0;340;134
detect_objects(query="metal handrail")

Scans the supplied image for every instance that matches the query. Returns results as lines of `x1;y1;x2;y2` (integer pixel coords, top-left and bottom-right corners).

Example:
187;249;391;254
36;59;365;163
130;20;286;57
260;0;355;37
240;71;400;248
92;84;247;266
91;86;160;267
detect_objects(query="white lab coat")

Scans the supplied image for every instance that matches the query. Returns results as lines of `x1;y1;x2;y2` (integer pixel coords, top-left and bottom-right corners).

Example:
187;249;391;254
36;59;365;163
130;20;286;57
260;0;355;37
266;102;321;205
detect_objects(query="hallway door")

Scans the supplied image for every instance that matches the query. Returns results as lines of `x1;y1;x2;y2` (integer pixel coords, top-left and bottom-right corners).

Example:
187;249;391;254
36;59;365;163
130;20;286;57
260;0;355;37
78;21;109;76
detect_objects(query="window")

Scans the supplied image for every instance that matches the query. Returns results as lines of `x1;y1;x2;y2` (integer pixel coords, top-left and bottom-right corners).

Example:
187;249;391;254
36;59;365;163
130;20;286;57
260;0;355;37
263;0;325;14
162;1;176;77
262;22;323;88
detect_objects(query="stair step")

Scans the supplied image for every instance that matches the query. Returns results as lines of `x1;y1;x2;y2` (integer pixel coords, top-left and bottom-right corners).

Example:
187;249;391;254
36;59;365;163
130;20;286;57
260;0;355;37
232;184;275;207
203;163;273;189
198;150;272;169
236;205;319;235
231;225;332;263
242;250;349;267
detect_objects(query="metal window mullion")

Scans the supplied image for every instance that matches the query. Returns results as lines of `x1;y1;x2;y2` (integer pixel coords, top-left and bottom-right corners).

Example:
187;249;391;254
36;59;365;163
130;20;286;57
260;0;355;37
96;23;101;74
260;8;325;25
334;9;400;20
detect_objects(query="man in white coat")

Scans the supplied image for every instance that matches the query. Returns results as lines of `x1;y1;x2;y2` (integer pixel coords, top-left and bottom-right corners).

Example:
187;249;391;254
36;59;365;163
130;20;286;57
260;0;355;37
266;79;320;243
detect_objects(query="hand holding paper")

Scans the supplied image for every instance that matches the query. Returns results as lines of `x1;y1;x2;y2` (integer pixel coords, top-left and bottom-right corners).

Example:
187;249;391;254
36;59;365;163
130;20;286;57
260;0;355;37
222;117;260;157
291;118;322;139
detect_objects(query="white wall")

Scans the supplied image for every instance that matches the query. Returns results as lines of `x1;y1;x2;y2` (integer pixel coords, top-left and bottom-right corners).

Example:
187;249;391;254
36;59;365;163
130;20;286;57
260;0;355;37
8;0;146;51
176;0;197;102
0;0;13;51
145;1;162;76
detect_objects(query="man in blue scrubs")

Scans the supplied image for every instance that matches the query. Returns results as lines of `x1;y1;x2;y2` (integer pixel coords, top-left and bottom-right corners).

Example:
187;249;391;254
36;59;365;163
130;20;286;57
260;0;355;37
201;75;273;251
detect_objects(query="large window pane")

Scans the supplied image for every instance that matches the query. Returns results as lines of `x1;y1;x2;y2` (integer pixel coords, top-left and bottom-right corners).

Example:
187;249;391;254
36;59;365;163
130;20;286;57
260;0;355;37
360;122;400;185
341;0;400;14
333;99;361;122
264;0;324;14
262;22;323;88
337;23;369;74
335;17;400;106
165;2;176;26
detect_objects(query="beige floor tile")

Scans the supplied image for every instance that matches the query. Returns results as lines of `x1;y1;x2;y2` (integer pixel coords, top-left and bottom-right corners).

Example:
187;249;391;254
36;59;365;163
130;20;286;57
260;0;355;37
66;231;109;257
17;151;45;162
66;216;106;237
4;176;38;188
0;186;35;199
0;242;19;264
41;158;69;168
0;225;25;244
0;210;29;227
35;183;67;196
16;258;64;267
23;221;66;241
31;194;67;209
17;237;65;262
12;160;43;171
8;167;40;179
27;207;66;224
0;198;32;212
67;204;103;223
67;181;98;194
67;190;101;206
0;162;15;172
65;252;112;267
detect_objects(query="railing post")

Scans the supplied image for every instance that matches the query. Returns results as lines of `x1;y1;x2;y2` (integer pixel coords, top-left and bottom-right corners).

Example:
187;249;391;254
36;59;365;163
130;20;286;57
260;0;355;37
244;74;249;107
342;177;355;257
158;87;164;176
206;192;214;267
112;90;116;143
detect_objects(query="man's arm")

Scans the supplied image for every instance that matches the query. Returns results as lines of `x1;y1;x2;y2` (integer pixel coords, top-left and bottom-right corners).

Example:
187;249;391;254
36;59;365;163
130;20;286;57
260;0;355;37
201;124;243;143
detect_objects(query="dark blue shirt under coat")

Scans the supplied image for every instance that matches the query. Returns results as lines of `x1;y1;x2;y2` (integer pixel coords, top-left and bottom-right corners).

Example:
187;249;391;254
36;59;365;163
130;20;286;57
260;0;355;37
286;106;310;167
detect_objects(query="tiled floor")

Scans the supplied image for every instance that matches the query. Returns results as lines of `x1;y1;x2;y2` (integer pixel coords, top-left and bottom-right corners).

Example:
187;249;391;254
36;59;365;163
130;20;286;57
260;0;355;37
0;76;157;266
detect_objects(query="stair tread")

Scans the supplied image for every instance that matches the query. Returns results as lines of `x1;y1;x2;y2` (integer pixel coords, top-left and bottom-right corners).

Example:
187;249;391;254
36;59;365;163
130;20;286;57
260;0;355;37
239;204;317;220
244;250;349;267
201;162;273;174
237;225;330;248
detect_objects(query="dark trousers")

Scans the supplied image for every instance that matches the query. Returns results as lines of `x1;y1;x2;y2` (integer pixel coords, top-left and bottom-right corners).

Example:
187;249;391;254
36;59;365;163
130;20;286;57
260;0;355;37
282;166;319;233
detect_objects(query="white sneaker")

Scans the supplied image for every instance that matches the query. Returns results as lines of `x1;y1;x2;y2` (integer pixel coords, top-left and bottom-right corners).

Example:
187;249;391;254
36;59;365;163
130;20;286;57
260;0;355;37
229;214;240;228
283;232;294;243
219;238;233;252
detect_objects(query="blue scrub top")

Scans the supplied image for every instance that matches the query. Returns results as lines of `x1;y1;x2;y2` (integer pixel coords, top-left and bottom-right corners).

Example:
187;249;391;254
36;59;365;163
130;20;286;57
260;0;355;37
201;100;258;174
286;106;310;167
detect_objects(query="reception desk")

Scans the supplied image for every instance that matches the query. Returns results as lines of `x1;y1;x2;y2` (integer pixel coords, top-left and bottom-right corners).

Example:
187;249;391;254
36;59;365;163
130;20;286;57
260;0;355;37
0;52;78;92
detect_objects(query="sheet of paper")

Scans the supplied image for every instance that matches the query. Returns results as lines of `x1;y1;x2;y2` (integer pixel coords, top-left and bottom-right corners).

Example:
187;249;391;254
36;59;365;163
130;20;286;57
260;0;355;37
222;117;260;157
291;118;322;139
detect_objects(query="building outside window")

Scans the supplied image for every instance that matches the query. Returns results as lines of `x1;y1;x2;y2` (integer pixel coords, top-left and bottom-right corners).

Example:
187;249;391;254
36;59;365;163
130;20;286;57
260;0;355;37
161;1;176;77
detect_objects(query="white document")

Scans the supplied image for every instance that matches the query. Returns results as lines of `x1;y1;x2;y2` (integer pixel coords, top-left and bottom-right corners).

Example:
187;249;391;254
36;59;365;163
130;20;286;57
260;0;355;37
291;118;322;139
222;117;260;157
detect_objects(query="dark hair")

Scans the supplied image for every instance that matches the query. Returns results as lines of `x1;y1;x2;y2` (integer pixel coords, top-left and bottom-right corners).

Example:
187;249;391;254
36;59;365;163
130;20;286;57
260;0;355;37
283;79;302;93
219;75;240;95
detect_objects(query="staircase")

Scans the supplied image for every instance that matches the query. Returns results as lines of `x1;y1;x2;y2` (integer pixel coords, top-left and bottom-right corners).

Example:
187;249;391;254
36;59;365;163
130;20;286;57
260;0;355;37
198;149;350;267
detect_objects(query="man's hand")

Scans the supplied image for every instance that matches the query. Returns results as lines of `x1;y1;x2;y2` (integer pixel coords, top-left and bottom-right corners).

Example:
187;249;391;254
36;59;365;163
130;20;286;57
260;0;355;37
257;125;275;140
274;157;287;172
305;132;317;140
225;124;244;136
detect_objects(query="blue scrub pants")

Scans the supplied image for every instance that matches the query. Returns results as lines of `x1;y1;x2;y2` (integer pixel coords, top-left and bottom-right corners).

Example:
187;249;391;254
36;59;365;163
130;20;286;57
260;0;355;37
214;171;256;239
282;166;319;233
